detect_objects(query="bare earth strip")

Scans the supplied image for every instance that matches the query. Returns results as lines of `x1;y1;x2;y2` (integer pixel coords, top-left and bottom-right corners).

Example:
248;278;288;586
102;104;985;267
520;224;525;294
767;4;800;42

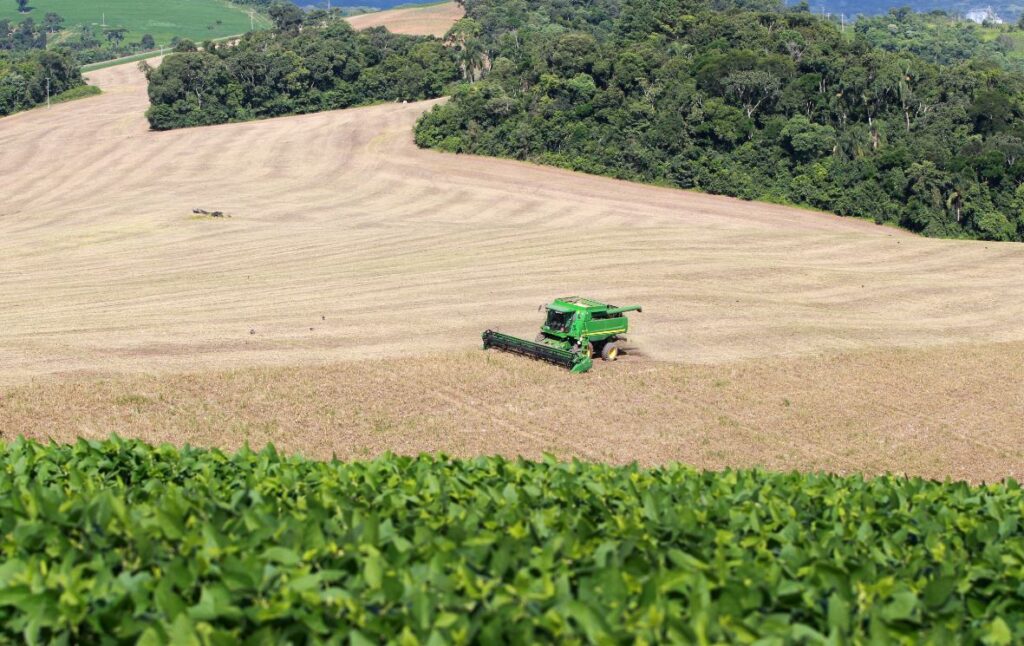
3;344;1022;483
345;3;464;37
0;4;1022;480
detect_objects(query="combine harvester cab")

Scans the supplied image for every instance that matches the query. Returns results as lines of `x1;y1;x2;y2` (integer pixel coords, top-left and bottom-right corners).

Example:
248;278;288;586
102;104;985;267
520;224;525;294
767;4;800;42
482;297;642;374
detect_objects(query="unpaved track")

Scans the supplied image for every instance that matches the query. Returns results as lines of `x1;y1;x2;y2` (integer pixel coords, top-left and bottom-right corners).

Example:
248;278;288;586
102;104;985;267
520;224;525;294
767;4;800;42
1;5;1022;479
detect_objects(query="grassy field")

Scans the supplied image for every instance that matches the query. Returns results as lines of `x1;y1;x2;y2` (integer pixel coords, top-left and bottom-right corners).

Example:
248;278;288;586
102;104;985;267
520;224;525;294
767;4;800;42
1;0;270;45
79;31;248;72
49;84;101;104
80;50;175;73
980;24;1024;64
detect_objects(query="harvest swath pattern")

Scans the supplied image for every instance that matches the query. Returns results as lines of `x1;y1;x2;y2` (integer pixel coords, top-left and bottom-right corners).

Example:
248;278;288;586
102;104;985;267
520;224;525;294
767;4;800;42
0;439;1021;643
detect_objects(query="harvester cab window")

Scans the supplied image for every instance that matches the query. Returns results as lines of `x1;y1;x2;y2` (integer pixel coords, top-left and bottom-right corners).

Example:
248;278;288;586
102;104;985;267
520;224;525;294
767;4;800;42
545;309;572;332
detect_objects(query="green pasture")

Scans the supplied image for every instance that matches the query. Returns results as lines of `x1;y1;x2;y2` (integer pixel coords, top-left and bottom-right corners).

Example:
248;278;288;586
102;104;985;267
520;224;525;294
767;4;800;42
1;0;271;45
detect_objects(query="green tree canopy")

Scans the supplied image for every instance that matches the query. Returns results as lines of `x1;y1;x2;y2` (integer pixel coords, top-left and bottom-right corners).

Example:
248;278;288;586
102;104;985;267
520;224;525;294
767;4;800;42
145;18;460;130
414;0;1024;241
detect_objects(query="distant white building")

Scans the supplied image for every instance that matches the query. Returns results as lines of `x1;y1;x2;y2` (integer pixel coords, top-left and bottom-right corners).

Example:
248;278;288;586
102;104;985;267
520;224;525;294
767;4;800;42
965;7;1004;24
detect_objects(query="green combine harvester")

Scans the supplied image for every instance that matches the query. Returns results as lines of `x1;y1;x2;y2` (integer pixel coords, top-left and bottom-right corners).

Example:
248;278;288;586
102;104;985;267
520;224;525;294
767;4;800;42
482;296;643;374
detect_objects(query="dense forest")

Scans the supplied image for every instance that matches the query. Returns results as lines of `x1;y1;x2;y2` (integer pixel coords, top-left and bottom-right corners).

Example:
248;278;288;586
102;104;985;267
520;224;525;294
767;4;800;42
0;47;82;116
414;0;1024;240
145;11;460;130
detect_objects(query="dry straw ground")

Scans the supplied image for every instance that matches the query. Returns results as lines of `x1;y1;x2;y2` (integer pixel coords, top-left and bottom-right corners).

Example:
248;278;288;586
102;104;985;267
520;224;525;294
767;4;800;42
3;345;1022;482
0;3;1021;481
346;2;465;37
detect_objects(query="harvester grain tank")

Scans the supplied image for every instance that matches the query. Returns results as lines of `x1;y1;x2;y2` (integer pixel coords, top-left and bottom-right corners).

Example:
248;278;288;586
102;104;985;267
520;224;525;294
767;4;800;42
482;297;642;374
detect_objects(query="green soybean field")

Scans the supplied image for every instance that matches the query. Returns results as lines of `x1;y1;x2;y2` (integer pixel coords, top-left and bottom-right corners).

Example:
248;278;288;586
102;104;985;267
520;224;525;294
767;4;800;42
0;438;1021;644
0;0;267;46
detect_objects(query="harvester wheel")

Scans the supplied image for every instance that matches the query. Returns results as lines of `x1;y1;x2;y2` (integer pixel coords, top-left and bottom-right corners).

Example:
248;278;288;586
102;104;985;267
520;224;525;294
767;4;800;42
574;341;593;359
601;342;619;361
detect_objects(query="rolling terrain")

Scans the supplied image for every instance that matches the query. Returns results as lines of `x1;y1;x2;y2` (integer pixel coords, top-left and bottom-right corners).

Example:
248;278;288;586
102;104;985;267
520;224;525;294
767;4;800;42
0;0;267;45
809;1;1022;20
0;3;1021;481
345;1;464;36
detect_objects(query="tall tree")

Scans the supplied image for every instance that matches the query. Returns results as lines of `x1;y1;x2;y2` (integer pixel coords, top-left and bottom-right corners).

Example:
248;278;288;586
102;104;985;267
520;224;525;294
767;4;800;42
268;2;304;33
445;18;486;81
104;28;127;46
724;70;781;119
42;12;62;33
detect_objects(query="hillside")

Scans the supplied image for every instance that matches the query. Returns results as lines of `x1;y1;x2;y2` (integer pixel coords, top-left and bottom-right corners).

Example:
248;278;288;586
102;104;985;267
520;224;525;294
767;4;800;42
346;1;464;36
0;0;267;46
2;3;1022;643
415;0;1024;242
807;0;1024;20
2;0;1023;483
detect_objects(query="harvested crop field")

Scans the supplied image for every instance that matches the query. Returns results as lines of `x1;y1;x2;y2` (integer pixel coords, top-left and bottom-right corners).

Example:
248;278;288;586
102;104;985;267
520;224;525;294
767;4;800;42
345;2;464;37
3;342;1023;483
0;4;1022;481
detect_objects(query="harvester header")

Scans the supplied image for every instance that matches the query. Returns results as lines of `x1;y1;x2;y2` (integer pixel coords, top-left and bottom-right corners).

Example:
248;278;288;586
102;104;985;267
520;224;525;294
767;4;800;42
606;305;643;316
482;296;642;374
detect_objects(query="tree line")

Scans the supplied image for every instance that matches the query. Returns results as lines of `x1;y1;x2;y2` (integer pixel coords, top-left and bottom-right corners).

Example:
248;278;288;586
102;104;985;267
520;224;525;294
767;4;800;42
1;13;85;117
412;0;1024;240
852;8;1023;70
2;11;163;66
144;10;461;130
0;13;64;52
0;47;82;116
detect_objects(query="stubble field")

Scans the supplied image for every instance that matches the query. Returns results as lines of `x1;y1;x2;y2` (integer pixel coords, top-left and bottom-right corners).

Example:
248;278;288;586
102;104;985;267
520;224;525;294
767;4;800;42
0;3;1021;481
345;2;465;37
